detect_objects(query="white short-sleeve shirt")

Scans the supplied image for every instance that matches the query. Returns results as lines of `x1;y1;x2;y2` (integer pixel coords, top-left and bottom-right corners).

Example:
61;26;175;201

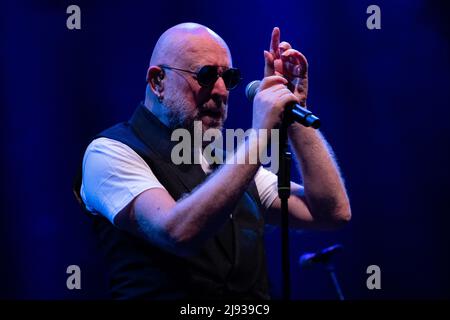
80;137;279;224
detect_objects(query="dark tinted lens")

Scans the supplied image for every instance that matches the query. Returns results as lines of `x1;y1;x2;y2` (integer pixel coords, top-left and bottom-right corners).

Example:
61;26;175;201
196;66;219;87
222;68;241;89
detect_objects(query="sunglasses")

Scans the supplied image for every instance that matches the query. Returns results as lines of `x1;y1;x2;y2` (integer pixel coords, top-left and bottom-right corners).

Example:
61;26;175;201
159;64;242;90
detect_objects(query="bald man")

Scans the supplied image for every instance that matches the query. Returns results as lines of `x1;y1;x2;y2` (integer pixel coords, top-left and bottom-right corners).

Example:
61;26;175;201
75;23;351;299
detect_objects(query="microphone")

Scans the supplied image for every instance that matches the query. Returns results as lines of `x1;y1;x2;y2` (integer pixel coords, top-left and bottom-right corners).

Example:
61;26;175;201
298;244;343;268
245;80;320;129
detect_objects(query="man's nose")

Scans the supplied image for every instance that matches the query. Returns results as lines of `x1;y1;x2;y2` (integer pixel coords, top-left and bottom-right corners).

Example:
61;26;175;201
210;76;228;97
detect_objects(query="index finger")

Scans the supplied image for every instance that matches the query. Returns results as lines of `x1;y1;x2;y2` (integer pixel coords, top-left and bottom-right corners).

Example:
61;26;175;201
258;75;288;91
269;27;280;58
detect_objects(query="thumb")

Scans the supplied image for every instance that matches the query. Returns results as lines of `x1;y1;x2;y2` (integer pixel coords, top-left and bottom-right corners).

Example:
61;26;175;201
264;50;274;77
274;58;284;77
264;50;273;63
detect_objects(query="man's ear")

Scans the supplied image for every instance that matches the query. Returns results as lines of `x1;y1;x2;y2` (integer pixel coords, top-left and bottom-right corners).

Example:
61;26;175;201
146;66;165;94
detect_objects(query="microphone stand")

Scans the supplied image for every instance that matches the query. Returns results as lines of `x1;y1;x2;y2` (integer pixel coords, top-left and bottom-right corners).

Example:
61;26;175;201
278;110;293;300
243;79;320;300
326;263;345;300
298;244;345;300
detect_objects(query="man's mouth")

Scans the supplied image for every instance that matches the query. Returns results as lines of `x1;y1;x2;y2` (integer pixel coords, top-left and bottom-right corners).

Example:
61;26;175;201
200;111;222;119
198;107;223;120
195;109;224;130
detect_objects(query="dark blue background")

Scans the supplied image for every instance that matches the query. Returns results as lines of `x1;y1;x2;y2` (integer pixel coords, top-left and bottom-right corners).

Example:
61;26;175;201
1;0;449;299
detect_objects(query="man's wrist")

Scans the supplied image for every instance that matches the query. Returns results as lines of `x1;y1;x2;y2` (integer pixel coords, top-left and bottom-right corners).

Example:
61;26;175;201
287;121;320;147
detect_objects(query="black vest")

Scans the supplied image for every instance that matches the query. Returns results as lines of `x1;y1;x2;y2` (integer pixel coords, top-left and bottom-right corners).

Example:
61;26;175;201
73;103;270;300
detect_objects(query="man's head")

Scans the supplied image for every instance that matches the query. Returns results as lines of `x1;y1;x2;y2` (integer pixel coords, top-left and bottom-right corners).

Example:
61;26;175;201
145;23;234;132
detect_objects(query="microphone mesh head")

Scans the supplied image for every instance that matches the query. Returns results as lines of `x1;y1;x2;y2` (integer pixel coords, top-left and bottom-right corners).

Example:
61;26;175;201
299;253;315;268
245;80;261;101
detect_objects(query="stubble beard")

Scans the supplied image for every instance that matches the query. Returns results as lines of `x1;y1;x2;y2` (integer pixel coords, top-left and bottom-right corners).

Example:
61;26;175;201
164;95;227;134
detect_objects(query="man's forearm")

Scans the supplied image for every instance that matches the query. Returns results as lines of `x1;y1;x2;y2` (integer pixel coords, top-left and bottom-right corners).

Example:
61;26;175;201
164;133;266;250
288;122;351;222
